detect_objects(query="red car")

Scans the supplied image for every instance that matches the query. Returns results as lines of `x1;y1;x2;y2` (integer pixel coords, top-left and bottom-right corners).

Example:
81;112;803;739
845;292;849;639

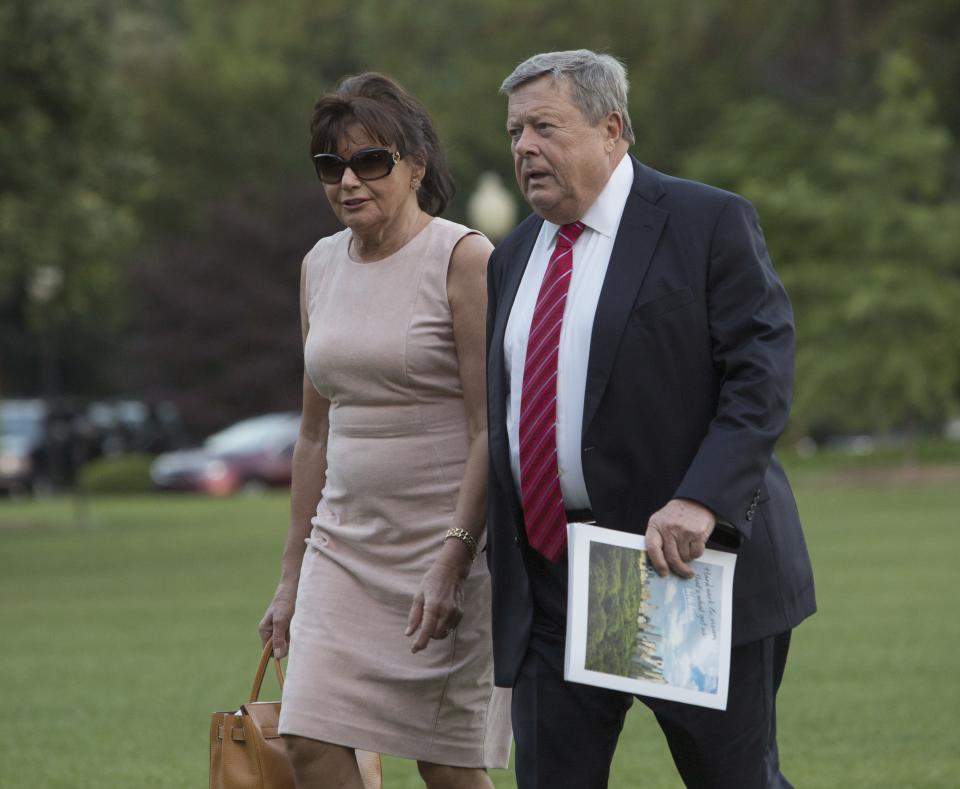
149;413;300;495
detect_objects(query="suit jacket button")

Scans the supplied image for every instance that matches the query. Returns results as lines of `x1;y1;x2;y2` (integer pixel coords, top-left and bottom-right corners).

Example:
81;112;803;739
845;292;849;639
514;535;521;545
746;511;753;521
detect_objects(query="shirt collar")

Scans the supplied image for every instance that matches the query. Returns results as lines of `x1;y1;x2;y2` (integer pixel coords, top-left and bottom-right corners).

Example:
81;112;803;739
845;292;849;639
544;154;634;245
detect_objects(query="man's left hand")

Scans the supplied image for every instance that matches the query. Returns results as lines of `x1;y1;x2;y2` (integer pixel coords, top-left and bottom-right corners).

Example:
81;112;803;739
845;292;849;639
645;499;715;579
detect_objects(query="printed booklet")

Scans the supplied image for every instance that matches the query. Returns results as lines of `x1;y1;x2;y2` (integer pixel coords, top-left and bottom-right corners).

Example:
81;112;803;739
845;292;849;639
564;522;737;710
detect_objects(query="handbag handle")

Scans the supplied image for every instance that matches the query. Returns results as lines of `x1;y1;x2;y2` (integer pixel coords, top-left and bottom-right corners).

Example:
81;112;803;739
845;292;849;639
249;637;286;703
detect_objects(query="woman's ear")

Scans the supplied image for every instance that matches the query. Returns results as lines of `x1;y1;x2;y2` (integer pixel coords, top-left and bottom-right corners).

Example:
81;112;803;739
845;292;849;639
412;155;427;183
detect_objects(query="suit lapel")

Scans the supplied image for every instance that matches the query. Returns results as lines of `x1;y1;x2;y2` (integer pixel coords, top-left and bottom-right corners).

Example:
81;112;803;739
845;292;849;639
582;161;668;436
489;217;543;521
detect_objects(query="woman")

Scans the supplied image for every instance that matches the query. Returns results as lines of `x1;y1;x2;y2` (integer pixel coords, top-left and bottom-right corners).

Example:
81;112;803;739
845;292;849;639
258;73;511;789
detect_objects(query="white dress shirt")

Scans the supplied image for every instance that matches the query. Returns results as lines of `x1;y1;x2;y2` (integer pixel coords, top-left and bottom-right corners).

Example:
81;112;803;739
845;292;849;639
505;154;633;511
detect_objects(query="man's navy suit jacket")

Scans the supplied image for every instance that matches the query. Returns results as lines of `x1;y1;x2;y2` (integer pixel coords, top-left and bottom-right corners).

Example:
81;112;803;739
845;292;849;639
485;156;816;687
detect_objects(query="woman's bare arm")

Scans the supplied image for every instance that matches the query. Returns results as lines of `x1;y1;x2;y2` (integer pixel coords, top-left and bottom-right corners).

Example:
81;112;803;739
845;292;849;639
259;255;331;657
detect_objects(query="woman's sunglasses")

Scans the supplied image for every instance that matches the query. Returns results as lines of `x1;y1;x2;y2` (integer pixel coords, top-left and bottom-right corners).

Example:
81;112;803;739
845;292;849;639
312;148;401;184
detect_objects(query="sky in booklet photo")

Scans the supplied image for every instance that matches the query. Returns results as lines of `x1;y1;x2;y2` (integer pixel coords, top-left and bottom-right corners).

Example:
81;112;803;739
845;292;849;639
647;562;724;694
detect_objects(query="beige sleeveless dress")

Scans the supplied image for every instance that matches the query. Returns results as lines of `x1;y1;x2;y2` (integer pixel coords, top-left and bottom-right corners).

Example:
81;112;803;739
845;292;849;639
278;217;511;768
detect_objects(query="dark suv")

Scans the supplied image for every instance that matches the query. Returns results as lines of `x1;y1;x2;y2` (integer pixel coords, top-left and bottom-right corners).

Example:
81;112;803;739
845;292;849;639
0;399;78;495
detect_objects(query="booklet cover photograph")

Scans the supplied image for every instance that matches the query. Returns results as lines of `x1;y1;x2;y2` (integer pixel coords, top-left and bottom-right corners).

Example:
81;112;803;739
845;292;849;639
565;523;737;710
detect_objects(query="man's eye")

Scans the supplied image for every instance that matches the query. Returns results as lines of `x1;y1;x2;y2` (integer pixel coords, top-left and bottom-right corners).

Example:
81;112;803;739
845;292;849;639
508;128;522;140
536;123;552;132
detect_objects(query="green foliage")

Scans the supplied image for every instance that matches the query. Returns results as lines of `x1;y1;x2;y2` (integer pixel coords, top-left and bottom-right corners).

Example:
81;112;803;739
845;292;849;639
115;0;363;234
0;0;147;307
874;0;960;141
0;0;149;392
683;52;960;436
4;0;960;431
585;542;643;676
116;1;960;437
125;185;338;436
77;454;154;494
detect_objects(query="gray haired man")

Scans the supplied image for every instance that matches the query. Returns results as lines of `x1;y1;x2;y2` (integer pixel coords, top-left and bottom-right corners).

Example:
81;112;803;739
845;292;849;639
485;49;815;788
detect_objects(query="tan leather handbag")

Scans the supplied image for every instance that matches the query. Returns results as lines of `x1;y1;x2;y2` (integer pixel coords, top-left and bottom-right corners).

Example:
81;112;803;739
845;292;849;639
210;638;382;789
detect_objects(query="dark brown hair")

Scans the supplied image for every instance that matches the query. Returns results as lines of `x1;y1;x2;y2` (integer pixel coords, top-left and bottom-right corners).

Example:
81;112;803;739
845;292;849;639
310;72;455;216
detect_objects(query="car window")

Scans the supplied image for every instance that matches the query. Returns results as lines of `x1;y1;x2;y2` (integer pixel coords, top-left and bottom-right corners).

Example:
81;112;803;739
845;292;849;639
0;408;44;441
204;415;299;453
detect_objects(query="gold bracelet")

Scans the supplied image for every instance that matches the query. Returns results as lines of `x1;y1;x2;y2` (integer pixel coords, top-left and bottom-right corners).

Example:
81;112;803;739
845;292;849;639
443;527;478;562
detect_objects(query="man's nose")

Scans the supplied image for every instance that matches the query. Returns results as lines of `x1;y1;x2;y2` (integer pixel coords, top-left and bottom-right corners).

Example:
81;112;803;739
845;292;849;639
514;127;537;156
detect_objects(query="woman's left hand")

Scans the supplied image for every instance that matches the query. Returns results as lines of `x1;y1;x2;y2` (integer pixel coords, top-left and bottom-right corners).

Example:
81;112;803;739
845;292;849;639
406;543;472;653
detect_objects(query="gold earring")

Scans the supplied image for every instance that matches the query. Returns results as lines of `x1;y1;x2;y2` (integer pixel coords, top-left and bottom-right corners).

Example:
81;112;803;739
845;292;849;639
410;176;421;190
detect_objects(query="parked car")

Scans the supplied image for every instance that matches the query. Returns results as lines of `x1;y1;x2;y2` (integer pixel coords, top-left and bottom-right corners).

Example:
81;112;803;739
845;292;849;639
0;397;187;497
84;399;185;456
0;399;79;496
150;413;300;495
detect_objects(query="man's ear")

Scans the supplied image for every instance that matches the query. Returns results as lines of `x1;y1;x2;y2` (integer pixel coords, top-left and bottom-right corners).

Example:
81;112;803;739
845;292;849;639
603;111;624;147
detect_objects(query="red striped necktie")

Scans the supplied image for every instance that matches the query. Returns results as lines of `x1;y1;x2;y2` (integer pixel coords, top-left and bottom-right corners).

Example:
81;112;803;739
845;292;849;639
518;220;586;561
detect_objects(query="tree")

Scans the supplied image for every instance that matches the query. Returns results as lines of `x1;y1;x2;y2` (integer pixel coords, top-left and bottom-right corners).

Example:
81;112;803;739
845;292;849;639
114;0;363;238
682;53;960;437
0;0;148;394
125;182;340;437
870;0;960;143
9;0;955;434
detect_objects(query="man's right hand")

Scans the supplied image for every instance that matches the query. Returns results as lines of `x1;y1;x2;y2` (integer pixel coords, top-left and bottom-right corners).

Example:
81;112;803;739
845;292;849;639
645;498;715;579
258;582;297;658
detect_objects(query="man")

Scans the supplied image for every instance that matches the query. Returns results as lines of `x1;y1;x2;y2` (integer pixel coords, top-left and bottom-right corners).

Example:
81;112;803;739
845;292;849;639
485;50;816;788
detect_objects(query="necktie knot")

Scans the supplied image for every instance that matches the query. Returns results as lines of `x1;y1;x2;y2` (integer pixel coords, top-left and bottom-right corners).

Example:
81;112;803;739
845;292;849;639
556;221;585;252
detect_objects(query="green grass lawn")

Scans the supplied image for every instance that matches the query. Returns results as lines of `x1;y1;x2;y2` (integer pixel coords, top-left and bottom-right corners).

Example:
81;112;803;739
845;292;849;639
1;476;958;788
